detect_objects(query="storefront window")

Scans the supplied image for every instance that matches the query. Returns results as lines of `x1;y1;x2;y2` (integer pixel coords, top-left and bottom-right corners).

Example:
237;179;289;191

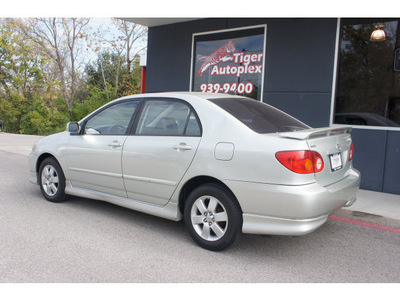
334;19;400;128
191;25;266;101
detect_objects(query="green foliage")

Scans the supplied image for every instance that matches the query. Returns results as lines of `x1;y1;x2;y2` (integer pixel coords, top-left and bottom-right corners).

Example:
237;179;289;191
0;93;69;135
0;18;145;136
20;96;70;135
73;86;111;121
0;93;24;133
117;59;142;97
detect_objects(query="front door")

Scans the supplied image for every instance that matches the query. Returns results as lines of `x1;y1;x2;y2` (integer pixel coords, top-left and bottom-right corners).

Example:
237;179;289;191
67;100;140;197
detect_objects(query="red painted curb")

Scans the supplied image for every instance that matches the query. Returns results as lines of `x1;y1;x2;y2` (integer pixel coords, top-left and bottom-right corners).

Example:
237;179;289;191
329;215;400;234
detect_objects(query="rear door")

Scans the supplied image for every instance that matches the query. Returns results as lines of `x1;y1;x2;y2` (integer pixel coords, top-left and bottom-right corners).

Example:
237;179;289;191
122;99;202;206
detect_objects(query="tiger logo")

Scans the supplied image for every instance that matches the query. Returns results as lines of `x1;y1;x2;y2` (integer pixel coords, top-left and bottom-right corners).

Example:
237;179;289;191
197;40;236;77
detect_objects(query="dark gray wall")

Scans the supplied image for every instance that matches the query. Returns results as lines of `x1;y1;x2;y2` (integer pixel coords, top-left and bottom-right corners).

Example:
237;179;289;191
146;18;400;195
147;19;228;92
147;18;337;127
351;129;400;194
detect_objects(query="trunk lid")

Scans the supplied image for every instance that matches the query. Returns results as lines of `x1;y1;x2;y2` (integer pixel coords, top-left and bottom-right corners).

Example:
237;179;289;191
279;127;353;186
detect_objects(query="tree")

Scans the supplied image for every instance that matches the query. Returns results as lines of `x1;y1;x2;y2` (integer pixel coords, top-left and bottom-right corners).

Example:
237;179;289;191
0;19;69;134
0;18;148;135
86;19;147;97
16;17;90;120
84;51;122;99
112;19;147;74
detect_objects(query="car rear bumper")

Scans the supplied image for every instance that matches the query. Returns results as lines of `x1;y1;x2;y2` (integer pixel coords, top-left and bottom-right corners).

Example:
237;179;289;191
242;213;329;235
225;168;360;235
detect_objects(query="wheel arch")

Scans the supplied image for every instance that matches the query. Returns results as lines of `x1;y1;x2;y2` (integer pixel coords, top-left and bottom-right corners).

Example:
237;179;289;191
178;175;242;215
36;153;61;174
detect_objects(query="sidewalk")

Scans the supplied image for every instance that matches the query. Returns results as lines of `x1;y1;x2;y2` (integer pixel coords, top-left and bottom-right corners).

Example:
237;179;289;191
1;132;400;221
0;132;42;156
343;189;400;221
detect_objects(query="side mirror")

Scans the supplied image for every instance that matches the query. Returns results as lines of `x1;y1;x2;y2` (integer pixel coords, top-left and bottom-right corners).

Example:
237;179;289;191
67;122;80;134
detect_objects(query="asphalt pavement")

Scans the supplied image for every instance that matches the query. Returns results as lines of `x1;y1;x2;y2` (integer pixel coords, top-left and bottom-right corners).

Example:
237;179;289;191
0;132;399;284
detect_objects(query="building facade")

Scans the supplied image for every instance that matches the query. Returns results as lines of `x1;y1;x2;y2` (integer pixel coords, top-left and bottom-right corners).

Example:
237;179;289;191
133;18;400;195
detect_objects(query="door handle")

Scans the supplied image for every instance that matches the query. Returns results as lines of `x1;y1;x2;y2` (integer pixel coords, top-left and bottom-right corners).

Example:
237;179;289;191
173;143;192;151
108;140;122;148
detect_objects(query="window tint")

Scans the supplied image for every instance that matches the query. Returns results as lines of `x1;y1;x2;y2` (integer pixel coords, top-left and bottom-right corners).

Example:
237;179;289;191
84;101;139;135
136;100;201;136
185;112;201;136
209;97;310;134
335;19;400;128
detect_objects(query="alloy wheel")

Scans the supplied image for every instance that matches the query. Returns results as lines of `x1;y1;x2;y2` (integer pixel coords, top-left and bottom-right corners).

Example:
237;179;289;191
190;195;229;242
41;165;60;197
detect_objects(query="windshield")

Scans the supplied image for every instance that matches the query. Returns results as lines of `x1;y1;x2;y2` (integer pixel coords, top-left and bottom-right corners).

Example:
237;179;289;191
209;97;310;134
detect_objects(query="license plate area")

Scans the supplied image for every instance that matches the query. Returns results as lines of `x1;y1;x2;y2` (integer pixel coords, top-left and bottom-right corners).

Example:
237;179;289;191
329;153;343;172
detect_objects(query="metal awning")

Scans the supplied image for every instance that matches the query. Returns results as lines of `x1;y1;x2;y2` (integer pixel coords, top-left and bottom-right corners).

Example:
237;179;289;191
121;18;200;27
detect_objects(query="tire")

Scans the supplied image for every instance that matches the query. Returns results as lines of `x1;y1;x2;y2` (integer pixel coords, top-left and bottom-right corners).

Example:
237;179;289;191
184;183;242;251
39;157;68;203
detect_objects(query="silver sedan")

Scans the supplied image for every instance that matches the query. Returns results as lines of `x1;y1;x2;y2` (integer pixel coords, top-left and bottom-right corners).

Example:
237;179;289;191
29;92;360;251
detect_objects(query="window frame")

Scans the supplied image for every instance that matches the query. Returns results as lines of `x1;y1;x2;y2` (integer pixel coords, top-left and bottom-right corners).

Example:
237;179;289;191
80;99;143;136
129;97;203;137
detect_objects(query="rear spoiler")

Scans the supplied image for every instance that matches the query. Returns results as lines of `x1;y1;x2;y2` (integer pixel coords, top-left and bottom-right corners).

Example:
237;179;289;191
279;127;352;140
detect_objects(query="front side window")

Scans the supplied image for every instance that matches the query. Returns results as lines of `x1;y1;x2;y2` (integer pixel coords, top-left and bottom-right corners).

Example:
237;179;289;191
84;101;139;135
135;100;201;136
209;97;310;134
334;19;400;128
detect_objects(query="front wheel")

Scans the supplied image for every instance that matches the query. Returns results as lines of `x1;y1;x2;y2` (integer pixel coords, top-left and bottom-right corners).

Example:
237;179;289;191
184;184;242;251
39;157;68;203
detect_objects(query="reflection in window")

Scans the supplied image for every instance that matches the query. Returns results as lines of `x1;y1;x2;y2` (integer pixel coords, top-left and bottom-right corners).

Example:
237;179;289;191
335;19;400;127
136;100;201;136
84;101;139;135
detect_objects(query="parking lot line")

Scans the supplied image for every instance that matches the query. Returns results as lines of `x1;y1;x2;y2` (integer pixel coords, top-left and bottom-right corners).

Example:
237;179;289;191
329;215;400;234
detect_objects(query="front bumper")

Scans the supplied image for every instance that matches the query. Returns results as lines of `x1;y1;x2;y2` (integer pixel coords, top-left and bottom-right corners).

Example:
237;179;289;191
225;168;360;235
29;171;38;185
28;151;39;185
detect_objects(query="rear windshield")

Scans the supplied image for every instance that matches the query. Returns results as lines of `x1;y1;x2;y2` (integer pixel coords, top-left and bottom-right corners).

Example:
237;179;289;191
209;97;310;134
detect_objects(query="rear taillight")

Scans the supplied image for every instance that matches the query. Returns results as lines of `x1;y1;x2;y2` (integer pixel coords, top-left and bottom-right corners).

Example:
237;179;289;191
349;142;354;161
275;150;324;174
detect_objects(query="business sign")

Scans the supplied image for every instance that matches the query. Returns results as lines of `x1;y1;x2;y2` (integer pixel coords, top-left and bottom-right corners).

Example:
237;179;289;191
191;25;266;101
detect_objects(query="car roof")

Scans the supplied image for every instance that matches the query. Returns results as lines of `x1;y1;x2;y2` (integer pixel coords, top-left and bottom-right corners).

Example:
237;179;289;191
117;91;244;102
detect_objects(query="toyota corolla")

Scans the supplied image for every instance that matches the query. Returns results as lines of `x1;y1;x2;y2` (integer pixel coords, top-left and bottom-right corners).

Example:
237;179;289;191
29;92;360;251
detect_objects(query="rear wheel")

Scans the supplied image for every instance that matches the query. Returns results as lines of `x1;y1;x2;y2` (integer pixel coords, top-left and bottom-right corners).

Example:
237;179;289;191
184;184;242;251
39;157;68;203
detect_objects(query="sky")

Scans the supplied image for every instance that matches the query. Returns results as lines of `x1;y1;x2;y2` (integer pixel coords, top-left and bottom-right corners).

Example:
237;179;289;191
83;18;148;65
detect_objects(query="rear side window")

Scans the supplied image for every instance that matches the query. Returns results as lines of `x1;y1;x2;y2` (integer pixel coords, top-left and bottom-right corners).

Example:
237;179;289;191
135;100;201;136
209;98;310;133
